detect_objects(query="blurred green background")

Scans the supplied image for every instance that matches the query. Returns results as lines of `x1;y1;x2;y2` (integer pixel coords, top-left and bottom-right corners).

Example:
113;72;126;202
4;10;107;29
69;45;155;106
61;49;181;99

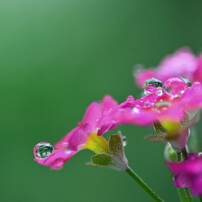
1;0;202;201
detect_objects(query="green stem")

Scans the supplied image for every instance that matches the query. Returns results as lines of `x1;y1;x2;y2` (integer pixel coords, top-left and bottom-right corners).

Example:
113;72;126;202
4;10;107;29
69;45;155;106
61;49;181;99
177;188;193;202
199;197;202;202
178;188;187;202
125;166;164;202
177;147;188;162
176;148;193;202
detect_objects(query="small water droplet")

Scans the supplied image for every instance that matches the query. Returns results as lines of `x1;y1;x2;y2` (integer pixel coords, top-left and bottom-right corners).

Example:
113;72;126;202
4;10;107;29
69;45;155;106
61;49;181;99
155;100;170;106
154;100;170;111
144;78;163;95
198;152;202;157
132;107;140;113
122;136;127;147
34;142;54;160
143;101;154;108
164;77;187;98
181;77;192;87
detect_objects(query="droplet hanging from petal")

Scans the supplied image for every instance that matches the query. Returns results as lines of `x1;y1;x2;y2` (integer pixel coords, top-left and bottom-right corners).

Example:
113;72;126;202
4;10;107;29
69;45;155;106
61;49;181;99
34;142;54;160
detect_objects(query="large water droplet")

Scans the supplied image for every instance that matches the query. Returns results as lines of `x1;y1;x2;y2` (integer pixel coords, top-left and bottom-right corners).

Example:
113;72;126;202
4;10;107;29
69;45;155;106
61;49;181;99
144;78;163;95
164;77;187;98
144;78;163;88
34;142;54;160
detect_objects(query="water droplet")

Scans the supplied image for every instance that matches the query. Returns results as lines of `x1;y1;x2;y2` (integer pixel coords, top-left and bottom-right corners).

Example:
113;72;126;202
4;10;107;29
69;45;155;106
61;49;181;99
122;136;127;147
155;100;170;110
181;77;192;87
164;77;187;98
132;107;140;113
34;142;54;160
144;78;163;95
144;78;163;88
198;152;202;157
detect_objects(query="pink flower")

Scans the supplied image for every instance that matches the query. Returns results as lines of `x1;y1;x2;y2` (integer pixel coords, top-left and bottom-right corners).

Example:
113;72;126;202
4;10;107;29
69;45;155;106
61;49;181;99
116;77;202;150
167;153;202;196
193;55;202;82
33;96;118;170
123;78;202;124
135;48;202;87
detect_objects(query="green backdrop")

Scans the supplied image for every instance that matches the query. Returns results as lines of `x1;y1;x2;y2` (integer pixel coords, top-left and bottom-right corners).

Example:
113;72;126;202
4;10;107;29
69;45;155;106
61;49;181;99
1;0;202;201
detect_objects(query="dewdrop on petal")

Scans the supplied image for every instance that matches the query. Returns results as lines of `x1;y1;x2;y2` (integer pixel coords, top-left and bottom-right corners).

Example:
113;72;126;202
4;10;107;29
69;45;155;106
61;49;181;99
34;142;54;160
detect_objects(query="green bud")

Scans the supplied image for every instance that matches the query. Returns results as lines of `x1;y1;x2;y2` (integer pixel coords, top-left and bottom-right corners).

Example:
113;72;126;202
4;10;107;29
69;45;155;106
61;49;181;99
164;143;178;162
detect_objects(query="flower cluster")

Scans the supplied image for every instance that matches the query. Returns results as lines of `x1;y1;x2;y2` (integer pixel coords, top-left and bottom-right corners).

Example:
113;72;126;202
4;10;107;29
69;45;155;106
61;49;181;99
34;48;202;197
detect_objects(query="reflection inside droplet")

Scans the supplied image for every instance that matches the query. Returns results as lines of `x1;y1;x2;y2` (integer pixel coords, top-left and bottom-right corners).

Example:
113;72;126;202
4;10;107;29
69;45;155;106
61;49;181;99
181;77;192;87
144;78;163;88
34;142;54;160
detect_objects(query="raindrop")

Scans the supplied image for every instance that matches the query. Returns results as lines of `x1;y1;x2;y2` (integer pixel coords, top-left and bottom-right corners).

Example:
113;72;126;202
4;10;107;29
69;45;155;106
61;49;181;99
132;107;140;113
154;100;170;110
198;152;202;157
144;78;163;95
34;142;54;160
144;78;163;88
122;136;127;147
164;77;187;98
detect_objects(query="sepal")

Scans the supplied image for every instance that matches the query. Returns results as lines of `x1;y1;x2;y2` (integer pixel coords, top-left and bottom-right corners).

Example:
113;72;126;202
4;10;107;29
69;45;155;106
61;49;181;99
89;134;128;171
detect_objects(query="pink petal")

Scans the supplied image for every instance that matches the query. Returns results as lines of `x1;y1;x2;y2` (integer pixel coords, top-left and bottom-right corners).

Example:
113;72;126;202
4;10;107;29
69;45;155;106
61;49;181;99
34;149;76;170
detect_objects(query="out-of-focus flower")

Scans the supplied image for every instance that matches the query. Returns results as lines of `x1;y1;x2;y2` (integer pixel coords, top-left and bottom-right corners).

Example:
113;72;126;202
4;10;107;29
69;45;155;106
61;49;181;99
167;153;202;196
194;54;202;82
33;96;119;170
135;48;202;87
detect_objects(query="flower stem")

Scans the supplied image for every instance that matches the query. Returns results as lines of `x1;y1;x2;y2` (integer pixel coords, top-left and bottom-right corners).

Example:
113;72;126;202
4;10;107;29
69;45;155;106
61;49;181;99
177;147;188;162
125;166;164;202
177;188;193;202
176;148;193;202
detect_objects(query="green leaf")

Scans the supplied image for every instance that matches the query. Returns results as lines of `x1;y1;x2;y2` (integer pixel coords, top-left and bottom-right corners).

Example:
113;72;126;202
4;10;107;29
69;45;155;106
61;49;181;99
91;153;112;166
